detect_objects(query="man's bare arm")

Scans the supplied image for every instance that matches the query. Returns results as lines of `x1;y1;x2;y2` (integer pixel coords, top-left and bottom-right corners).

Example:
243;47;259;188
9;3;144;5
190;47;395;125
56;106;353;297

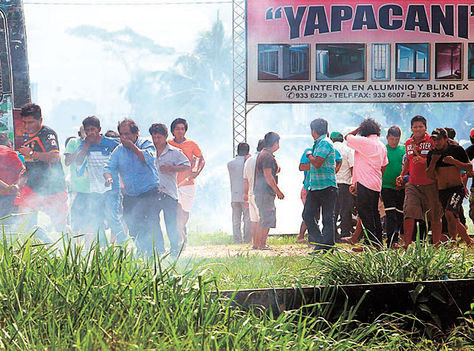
263;168;284;199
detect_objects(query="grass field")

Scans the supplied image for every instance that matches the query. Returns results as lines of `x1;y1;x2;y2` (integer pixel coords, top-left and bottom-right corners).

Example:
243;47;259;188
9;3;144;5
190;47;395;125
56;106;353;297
0;231;472;349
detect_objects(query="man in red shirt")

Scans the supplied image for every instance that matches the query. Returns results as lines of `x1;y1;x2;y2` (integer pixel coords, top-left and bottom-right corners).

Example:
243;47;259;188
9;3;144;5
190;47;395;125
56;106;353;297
0;135;24;219
397;115;442;247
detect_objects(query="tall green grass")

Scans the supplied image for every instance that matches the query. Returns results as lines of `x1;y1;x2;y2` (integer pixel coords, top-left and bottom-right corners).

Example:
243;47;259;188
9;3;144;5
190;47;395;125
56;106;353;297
0;234;472;349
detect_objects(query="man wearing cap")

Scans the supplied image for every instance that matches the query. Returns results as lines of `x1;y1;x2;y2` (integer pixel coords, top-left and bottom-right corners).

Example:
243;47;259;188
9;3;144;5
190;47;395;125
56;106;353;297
330;131;354;240
397;115;442;248
426;128;472;246
466;128;474;225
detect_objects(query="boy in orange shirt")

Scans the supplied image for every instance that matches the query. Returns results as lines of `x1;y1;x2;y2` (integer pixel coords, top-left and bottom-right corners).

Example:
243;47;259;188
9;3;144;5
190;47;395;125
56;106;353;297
168;118;205;244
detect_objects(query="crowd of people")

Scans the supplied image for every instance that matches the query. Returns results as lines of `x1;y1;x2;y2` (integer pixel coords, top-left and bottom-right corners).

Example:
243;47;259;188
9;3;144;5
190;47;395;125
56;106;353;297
0;103;204;257
228;116;474;253
1;103;473;256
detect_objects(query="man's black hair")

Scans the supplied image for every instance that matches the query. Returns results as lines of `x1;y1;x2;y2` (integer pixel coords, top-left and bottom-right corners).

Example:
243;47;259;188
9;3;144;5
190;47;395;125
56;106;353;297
237;142;249;156
0;134;12;147
149;123;168;137
105;130;120;138
264;132;280;148
117;119;139;134
387;126;401;138
411;115;427;127
444;127;456;139
170;118;188;133
82;116;101;129
257;139;265;152
310;118;328;136
20;103;42;120
359;118;381;137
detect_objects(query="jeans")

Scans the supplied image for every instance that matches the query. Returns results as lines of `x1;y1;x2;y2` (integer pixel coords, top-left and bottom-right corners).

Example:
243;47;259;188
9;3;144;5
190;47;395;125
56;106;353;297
381;188;404;247
88;190;126;245
302;187;337;248
0;195;15;227
357;182;383;246
156;193;181;256
123;187;162;256
334;183;353;237
231;202;251;243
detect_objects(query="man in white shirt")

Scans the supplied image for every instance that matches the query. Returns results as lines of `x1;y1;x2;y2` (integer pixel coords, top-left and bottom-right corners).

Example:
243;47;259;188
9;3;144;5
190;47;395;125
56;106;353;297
330;132;354;240
243;139;265;248
228;142;251;244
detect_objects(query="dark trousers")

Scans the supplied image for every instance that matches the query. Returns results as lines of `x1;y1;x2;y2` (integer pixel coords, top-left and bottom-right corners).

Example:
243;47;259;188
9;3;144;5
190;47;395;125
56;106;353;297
356;182;383;246
302;187;337;248
334;183;353;237
0;195;15;225
156;193;180;256
123;187;161;255
231;202;251;243
381;188;404;247
71;192;91;232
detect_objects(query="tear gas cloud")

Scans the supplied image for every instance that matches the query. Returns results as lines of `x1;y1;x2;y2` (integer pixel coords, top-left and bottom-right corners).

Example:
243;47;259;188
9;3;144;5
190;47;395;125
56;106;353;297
21;3;474;238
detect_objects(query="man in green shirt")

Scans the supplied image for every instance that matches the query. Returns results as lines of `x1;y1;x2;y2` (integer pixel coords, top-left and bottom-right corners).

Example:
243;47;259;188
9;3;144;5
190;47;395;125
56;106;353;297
381;126;405;248
64;128;90;232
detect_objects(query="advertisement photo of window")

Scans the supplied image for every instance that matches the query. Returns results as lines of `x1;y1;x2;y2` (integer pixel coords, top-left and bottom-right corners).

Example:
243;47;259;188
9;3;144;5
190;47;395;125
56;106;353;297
316;44;365;81
395;43;429;80
468;44;474;79
257;44;310;81
371;43;390;81
435;43;462;80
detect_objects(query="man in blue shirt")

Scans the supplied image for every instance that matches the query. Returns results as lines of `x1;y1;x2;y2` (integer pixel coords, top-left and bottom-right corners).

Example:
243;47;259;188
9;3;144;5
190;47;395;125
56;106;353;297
302;118;339;253
104;119;162;255
74;116;125;245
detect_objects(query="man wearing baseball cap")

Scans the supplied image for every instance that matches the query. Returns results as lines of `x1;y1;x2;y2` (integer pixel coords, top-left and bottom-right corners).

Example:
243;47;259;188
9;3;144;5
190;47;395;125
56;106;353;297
465;128;474;225
426;128;472;246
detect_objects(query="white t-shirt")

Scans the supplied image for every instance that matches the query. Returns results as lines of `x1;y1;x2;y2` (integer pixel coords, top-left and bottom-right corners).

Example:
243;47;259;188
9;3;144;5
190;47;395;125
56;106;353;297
333;141;354;185
243;154;257;196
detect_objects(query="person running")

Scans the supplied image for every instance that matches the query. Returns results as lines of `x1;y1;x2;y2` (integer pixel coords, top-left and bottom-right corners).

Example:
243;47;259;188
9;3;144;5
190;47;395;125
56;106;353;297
64;126;90;233
16;103;68;233
104;119;162;255
168;118;205;244
381;126;405;248
346;118;388;248
243;139;265;248
254;132;284;249
74;116;125;245
397;115;442;248
150;123;190;256
303;119;339;253
426;128;473;246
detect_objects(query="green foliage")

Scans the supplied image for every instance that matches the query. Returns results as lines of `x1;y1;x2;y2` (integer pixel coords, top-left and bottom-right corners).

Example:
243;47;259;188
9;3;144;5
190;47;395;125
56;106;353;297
0;234;472;349
312;240;474;285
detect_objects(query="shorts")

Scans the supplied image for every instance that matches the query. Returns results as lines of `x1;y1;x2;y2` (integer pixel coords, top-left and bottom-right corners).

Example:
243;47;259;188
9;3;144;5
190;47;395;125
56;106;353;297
177;185;195;213
300;187;308;204
14;185;68;227
439;185;465;218
255;193;276;229
403;182;442;222
248;194;260;222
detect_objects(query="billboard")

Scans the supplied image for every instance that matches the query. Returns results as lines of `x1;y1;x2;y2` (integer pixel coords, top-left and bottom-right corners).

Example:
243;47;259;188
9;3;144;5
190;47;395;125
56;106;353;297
246;1;474;103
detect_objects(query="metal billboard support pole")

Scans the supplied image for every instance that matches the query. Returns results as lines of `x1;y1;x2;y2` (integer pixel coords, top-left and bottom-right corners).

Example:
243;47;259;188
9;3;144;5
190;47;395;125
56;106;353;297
232;0;247;156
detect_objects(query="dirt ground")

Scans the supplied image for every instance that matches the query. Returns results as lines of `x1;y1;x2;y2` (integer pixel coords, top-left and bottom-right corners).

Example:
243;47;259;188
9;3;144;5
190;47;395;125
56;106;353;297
181;243;353;258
